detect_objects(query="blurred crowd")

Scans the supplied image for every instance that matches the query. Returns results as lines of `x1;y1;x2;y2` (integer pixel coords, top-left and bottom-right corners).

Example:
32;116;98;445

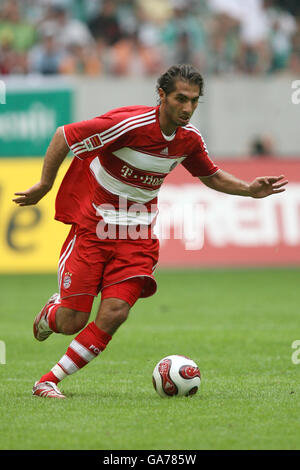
1;0;300;77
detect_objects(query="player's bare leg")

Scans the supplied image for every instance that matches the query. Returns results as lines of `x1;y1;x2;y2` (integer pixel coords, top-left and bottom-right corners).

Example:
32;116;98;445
33;294;90;341
94;298;131;336
32;279;143;398
32;298;130;399
35;297;129;339
55;307;90;335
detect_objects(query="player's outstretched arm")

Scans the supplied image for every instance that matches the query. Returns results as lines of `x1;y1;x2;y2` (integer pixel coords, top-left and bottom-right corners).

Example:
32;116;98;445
199;169;288;198
13;127;69;206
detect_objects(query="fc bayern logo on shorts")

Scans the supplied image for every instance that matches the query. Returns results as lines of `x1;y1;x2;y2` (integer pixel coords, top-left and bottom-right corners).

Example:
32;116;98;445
63;272;72;289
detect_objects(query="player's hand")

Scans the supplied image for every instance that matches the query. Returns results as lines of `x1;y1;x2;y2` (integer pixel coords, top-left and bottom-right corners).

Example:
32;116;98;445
249;175;288;198
12;182;52;206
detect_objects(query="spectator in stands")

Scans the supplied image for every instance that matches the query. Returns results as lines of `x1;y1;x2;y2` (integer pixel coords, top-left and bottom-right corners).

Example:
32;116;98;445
0;36;28;74
250;134;275;157
234;0;272;74
133;2;165;75
28;27;66;74
257;0;296;74
161;0;206;70
208;0;272;74
289;17;300;73
88;0;125;47
0;0;37;52
0;0;36;73
1;0;300;77
87;0;129;74
59;42;102;75
276;0;300;16
115;0;138;38
207;4;240;74
38;3;94;49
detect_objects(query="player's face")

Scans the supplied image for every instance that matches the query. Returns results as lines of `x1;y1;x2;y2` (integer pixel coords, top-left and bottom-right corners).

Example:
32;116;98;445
159;80;200;131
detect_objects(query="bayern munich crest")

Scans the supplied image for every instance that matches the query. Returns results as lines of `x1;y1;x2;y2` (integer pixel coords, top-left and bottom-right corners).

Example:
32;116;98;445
63;272;72;289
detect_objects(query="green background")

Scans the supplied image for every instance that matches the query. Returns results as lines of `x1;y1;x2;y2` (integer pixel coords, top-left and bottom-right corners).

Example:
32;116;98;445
0;89;73;157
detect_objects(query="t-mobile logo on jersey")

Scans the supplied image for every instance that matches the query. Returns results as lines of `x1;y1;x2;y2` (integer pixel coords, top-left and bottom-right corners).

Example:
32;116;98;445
0;341;6;364
121;164;164;187
0;80;6;104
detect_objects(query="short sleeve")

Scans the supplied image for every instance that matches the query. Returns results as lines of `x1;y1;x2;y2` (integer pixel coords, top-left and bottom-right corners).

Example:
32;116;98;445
63;115;114;160
62;106;156;160
181;127;219;177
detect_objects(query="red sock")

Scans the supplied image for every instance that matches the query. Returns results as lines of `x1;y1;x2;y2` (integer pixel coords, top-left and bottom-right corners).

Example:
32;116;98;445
38;322;111;384
46;304;60;333
39;370;60;385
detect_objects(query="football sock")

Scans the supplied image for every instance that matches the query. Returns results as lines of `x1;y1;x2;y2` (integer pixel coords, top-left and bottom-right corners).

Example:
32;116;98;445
38;322;112;384
46;303;60;333
38;296;60;333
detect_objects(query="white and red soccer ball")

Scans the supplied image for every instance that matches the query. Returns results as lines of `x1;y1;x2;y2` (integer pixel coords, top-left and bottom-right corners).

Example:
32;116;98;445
152;355;201;397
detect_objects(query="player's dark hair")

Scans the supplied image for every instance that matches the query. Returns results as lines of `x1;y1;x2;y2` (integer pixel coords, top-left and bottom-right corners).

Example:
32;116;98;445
156;64;204;102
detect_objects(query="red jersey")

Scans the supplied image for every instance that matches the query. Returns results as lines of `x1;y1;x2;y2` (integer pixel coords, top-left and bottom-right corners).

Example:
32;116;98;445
55;105;218;228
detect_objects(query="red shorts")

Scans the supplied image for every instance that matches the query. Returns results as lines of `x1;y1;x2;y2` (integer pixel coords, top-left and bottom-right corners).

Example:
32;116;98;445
58;225;159;312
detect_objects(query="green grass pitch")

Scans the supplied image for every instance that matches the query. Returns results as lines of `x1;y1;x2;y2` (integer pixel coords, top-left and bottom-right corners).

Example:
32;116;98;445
0;268;299;450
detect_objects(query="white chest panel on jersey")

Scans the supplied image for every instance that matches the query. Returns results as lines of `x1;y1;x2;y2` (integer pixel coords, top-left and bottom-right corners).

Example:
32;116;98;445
113;147;186;174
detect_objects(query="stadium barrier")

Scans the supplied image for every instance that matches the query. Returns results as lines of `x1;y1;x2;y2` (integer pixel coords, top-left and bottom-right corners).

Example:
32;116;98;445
0;157;299;272
2;75;300;158
0;158;70;273
158;159;300;267
0;86;73;157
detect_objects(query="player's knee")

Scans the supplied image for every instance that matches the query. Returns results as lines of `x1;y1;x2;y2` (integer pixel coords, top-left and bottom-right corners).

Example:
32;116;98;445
58;308;89;335
103;299;130;327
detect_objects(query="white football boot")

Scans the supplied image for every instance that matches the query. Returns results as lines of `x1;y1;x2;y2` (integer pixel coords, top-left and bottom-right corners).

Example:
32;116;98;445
33;293;60;341
32;381;65;399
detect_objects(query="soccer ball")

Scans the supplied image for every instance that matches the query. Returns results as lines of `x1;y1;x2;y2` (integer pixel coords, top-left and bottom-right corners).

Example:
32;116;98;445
152;354;201;398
